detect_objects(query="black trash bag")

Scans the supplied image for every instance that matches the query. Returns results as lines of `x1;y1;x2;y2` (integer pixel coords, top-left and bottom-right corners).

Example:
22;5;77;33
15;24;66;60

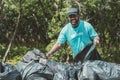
74;42;120;80
40;59;70;80
53;67;77;80
77;60;120;80
87;60;120;80
39;59;77;80
53;70;69;80
16;61;54;80
77;61;100;80
74;43;102;63
16;49;54;80
68;66;77;80
0;62;4;73
22;48;46;63
19;48;77;80
73;43;101;80
73;62;85;80
0;62;22;80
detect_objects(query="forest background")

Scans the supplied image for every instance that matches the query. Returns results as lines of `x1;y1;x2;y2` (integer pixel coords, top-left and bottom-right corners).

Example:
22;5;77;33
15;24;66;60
0;0;120;65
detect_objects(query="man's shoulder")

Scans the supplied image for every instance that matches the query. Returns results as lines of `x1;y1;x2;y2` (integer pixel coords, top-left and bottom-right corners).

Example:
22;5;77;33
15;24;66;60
80;20;92;29
65;22;71;27
80;20;91;25
62;23;71;29
60;23;72;34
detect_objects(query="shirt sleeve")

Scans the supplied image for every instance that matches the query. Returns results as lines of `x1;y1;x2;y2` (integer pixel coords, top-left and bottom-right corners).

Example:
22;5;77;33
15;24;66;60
57;27;67;44
88;23;98;40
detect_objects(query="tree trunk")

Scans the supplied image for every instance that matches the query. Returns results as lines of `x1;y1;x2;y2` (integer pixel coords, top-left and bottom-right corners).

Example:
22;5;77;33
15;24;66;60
2;0;22;63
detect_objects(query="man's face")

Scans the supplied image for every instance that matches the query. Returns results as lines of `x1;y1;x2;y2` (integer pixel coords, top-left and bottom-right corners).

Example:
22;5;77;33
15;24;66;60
68;14;79;28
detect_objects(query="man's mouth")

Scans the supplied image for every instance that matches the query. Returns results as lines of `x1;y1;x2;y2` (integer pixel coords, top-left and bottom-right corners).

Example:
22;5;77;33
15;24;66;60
71;19;77;24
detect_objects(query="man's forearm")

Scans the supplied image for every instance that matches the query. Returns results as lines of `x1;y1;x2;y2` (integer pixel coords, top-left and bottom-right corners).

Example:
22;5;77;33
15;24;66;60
49;43;61;54
46;42;61;58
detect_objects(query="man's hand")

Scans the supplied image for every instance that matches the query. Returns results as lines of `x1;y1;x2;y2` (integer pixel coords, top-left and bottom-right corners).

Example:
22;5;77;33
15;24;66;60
94;37;100;44
46;42;62;58
46;52;52;58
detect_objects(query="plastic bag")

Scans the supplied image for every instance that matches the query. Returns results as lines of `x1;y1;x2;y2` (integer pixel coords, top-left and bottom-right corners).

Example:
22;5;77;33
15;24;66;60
77;60;120;80
16;60;54;80
88;60;120;80
74;43;102;63
0;62;22;80
39;59;77;80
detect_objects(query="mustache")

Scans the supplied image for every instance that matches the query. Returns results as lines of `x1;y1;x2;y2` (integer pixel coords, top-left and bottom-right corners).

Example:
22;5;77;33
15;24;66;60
70;19;76;21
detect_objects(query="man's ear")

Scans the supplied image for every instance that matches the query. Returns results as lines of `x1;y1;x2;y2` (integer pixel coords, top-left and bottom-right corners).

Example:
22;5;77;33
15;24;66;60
65;17;69;22
66;16;68;19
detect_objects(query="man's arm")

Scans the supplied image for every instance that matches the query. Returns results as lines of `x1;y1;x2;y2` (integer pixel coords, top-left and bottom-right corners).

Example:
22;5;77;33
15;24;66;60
46;42;62;58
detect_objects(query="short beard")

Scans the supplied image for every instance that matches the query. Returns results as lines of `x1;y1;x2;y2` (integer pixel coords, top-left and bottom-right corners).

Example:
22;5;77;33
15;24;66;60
71;20;79;28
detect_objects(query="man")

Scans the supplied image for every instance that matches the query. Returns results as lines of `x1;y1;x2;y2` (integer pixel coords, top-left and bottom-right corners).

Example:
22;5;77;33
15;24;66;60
46;7;100;59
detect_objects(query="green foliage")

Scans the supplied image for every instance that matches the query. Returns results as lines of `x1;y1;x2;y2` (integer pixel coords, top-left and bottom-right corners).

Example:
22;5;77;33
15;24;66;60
0;0;120;64
45;39;73;62
0;44;31;65
102;46;120;63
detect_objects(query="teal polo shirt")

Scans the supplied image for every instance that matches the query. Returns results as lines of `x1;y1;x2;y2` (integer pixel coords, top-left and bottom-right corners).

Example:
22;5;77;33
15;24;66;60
57;20;98;58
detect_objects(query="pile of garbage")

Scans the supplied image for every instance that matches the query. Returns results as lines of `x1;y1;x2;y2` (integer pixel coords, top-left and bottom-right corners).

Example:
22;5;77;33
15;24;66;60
1;43;120;80
0;62;21;80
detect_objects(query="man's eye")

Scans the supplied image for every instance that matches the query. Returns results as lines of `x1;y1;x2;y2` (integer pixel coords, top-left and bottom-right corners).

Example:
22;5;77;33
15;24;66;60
69;15;77;18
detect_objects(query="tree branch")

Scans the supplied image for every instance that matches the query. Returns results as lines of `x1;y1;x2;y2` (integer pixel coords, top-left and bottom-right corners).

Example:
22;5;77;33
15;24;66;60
2;0;22;63
0;0;4;19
